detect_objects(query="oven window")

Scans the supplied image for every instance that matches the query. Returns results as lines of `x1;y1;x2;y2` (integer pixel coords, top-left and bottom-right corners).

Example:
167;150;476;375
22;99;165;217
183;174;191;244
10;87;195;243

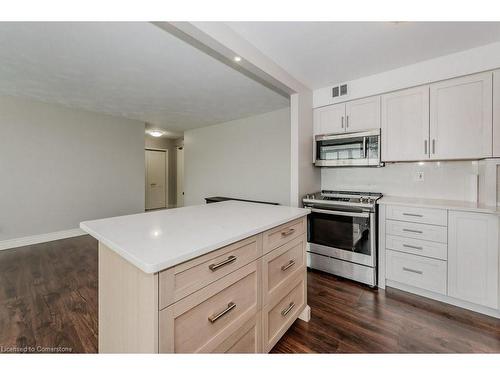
308;211;371;255
317;136;365;161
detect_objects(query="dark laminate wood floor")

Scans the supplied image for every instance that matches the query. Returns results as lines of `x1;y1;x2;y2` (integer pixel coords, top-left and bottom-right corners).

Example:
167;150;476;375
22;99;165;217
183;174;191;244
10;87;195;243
0;235;98;353
0;235;499;353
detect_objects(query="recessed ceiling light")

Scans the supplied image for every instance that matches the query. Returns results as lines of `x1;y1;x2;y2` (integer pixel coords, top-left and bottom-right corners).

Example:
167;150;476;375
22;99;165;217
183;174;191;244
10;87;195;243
147;129;165;138
233;56;242;62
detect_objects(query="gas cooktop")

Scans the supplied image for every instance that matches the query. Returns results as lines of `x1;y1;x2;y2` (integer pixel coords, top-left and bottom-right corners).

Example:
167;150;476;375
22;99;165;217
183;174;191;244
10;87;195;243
303;190;383;209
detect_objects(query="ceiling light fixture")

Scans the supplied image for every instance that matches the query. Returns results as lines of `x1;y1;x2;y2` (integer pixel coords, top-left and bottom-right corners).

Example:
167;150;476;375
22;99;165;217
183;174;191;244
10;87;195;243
147;129;165;138
233;56;242;62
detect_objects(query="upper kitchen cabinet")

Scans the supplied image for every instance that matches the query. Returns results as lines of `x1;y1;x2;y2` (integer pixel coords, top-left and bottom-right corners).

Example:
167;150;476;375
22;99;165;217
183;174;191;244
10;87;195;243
493;70;500;157
345;96;381;132
381;85;430;162
313;96;381;136
313;103;345;135
429;72;493;160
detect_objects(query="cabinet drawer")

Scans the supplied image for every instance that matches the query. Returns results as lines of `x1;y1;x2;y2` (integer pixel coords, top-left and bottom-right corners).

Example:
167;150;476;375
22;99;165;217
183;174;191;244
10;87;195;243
159;234;262;309
386;220;447;243
159;261;261;353
386;235;447;260
263;217;306;254
212;313;262;353
263;272;306;352
262;235;306;304
386;205;447;226
386;250;447;294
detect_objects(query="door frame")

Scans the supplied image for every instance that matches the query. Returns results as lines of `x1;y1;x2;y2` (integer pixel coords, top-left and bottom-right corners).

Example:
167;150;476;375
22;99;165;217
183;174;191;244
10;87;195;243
145;148;169;210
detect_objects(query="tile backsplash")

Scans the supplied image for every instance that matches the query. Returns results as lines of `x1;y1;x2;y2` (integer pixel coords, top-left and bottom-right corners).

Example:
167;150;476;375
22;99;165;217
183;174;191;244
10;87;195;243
321;161;480;202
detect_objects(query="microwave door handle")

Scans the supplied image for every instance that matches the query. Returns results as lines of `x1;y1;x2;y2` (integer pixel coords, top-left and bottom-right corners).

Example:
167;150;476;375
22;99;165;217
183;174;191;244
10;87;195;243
363;137;367;158
310;208;370;218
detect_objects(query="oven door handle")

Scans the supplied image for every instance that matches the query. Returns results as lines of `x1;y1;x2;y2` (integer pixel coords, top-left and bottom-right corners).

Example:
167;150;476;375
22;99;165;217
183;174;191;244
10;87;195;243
310;208;370;218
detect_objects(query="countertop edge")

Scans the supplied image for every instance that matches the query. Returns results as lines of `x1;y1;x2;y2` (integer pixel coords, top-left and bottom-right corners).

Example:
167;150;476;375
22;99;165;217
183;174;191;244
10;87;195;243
378;196;500;215
80;210;310;274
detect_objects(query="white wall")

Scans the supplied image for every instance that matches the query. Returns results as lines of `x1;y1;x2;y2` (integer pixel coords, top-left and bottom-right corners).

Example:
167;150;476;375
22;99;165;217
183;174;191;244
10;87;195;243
321;161;480;202
0;96;145;241
314;41;500;108
184;108;291;206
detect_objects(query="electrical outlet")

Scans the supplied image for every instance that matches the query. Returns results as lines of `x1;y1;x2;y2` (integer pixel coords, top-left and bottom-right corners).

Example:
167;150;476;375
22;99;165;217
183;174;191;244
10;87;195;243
414;171;424;182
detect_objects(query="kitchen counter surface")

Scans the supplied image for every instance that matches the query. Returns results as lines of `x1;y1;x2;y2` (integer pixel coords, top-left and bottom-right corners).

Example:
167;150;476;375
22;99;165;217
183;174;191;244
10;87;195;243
80;201;310;274
378;195;500;215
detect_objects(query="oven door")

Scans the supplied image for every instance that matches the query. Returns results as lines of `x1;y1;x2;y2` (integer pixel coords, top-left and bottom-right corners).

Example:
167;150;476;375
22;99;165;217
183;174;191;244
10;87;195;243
307;207;376;267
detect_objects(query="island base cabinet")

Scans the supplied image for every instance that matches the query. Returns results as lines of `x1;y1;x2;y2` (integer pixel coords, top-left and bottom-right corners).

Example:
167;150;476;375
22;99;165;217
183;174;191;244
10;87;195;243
212;313;262;353
448;211;499;309
262;271;307;352
159;261;261;353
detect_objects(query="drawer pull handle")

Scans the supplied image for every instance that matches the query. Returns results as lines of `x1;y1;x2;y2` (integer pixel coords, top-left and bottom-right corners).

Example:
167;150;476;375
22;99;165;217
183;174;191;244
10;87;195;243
209;255;237;271
281;302;295;317
403;244;423;250
208;302;236;323
281;259;296;271
281;228;296;237
403;213;423;217
403;229;423;234
402;267;423;275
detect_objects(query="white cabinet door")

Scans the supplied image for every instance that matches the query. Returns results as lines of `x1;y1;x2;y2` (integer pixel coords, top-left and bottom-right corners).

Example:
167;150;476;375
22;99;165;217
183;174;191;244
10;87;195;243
430;72;493;160
345;96;381;132
493;70;500;157
448;211;499;309
313;103;345;135
381;86;430;162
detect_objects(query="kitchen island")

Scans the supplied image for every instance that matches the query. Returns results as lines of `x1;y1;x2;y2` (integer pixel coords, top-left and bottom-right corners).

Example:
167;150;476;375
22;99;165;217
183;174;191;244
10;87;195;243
80;201;310;353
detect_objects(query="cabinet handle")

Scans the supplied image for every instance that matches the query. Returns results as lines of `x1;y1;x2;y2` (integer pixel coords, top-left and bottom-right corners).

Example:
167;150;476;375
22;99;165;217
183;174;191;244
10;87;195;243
402;267;423;275
281;259;296;271
403;244;423;250
341;116;344;128
402;213;423;217
209;255;237;271
432;139;436;154
281;302;295;317
281;228;296;237
424;139;428;155
346;115;349;128
208;302;236;323
403;228;423;234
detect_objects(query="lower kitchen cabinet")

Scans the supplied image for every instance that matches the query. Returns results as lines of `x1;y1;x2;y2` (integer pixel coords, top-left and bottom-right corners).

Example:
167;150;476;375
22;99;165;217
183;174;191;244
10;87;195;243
380;202;500;318
448;211;499;309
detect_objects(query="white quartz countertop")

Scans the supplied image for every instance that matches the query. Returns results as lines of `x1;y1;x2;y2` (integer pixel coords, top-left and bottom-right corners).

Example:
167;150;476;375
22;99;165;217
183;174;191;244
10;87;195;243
378;195;500;215
80;201;310;274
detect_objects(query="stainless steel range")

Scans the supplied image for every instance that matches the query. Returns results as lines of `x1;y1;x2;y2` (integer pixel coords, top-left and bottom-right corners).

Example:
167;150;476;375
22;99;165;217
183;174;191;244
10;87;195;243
302;190;382;287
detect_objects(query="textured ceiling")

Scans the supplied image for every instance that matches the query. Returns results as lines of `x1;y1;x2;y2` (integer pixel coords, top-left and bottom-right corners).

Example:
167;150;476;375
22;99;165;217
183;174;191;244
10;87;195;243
0;22;289;132
227;22;500;89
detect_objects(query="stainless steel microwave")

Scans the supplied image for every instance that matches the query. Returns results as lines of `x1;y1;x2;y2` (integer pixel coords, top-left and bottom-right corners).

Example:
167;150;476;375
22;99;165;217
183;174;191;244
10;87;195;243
313;129;383;167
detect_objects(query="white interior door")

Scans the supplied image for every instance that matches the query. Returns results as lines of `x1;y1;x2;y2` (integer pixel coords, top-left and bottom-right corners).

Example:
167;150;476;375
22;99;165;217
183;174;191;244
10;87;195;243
176;147;184;207
145;149;167;210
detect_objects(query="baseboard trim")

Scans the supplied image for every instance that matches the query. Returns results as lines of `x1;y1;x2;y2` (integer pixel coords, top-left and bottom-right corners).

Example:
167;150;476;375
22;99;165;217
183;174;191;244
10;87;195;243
0;228;86;251
386;279;500;319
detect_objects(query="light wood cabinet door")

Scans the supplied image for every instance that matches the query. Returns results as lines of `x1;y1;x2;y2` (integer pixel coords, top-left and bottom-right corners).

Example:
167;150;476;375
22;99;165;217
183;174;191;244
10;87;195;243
159;261;261;353
313;103;345;135
345;95;381;132
430;72;493;160
493;70;500;157
381;85;430;162
448;211;499;309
